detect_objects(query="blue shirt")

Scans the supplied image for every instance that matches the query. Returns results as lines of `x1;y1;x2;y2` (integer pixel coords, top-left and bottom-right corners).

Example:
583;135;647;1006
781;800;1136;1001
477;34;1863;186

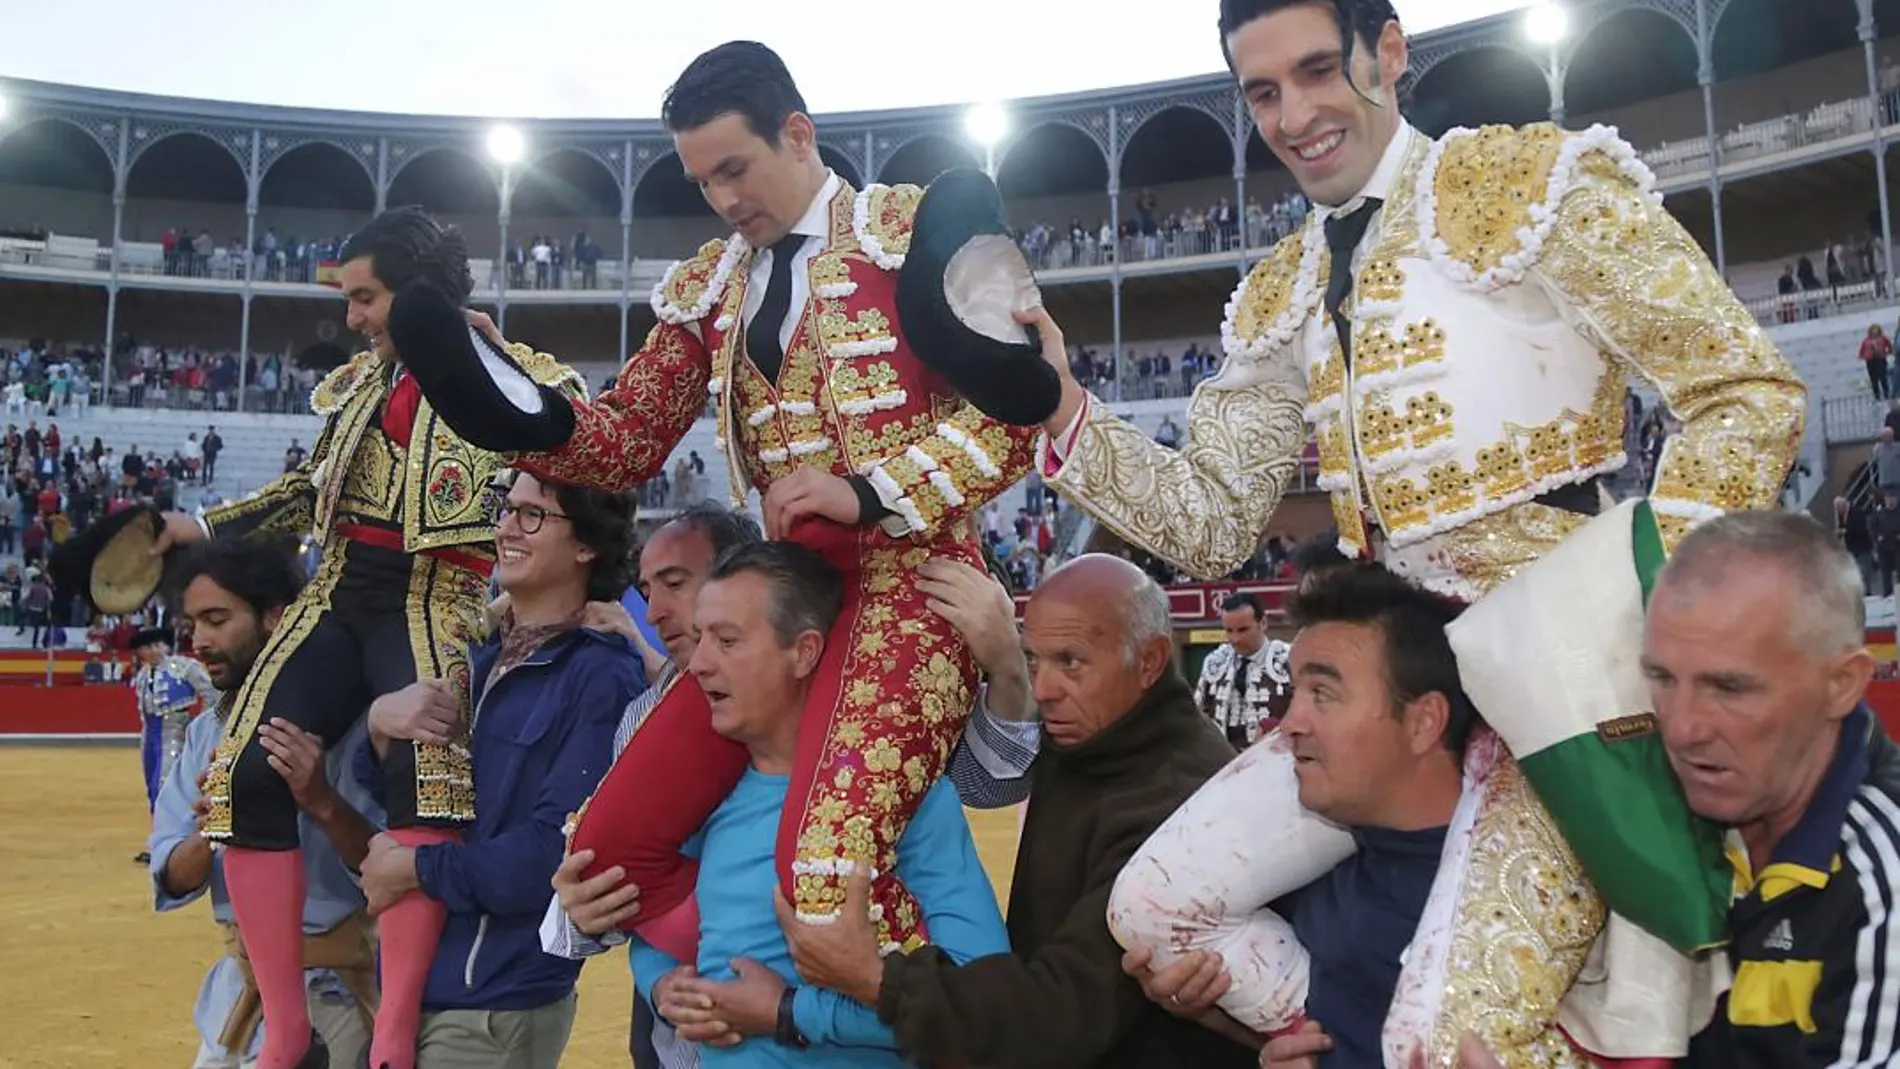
1285;824;1447;1069
620;586;666;652
149;708;385;1059
631;773;1010;1067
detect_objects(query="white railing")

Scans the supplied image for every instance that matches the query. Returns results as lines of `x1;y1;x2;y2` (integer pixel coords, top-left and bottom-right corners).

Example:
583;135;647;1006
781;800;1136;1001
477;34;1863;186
1642;91;1897;182
1824;394;1887;444
1742;279;1890;328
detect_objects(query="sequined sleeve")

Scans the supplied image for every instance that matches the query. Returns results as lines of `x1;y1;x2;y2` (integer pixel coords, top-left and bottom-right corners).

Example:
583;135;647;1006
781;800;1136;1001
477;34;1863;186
202;459;317;541
862;402;1038;538
1532;149;1806;547
514;322;712;492
1042;380;1307;580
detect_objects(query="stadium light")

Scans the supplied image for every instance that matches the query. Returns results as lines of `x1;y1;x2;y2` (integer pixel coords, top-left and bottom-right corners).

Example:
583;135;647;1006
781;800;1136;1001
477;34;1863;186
1523;2;1570;46
486;124;525;165
965;103;1008;177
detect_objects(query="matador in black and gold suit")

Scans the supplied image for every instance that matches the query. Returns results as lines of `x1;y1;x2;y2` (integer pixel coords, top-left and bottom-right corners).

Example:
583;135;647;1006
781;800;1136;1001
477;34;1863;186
199;346;583;846
190;338;583;1069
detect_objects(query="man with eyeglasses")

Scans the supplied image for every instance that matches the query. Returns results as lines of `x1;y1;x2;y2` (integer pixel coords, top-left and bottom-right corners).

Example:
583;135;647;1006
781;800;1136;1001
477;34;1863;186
354;471;642;1069
130;208;588;1069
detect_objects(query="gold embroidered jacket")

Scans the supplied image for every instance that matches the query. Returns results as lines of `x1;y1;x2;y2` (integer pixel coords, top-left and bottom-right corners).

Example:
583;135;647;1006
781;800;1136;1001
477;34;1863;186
205;348;587;553
1046;123;1806;599
514;181;1037;542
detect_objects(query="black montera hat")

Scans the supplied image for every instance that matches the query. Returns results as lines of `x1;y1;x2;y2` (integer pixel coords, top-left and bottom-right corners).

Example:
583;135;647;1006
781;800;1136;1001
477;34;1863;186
895;168;1063;427
386;281;577;453
49;504;169;616
131;627;171;649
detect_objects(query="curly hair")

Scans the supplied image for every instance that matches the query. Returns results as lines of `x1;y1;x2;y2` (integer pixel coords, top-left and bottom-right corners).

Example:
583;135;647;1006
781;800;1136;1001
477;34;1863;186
547;481;642;603
339;206;475;306
167;536;308;620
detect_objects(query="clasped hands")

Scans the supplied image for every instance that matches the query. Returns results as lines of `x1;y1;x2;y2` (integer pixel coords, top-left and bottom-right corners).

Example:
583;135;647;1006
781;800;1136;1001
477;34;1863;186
553;853;886;1048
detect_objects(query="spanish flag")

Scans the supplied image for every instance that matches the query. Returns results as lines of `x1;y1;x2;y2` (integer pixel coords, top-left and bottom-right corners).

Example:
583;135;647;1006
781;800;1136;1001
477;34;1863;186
315;261;343;288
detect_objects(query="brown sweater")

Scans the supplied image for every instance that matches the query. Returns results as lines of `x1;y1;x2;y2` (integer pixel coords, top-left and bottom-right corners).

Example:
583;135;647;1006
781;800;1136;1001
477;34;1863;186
876;671;1256;1069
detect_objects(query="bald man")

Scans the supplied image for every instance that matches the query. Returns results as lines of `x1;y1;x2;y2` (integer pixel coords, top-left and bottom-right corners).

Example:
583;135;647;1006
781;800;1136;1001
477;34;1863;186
777;555;1254;1069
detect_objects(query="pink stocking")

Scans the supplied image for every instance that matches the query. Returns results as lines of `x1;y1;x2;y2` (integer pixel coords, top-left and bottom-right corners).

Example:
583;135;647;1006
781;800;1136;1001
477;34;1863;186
224;847;313;1069
368;827;458;1069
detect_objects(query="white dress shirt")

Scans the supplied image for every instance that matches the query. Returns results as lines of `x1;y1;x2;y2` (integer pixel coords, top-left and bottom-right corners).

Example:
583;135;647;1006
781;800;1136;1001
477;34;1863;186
738;170;842;360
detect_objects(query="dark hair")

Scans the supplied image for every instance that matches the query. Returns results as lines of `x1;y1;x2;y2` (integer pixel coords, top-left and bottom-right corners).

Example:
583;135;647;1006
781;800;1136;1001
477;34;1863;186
541;479;641;603
663;502;764;563
1223;592;1265;620
1287;563;1477;753
708;541;843;648
1291;528;1351;577
1218;0;1401;87
339;206;474;306
169;537;307;621
662;41;808;146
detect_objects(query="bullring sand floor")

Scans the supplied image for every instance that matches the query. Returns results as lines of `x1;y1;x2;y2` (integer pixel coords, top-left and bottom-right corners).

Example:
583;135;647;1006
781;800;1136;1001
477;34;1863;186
0;745;1023;1069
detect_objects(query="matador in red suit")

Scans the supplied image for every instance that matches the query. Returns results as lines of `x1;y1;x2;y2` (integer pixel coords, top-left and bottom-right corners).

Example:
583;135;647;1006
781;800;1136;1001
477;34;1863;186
390;41;1056;957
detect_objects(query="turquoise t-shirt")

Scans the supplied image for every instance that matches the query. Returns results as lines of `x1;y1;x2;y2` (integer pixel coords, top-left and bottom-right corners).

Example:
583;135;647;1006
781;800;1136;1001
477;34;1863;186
631;771;1010;1066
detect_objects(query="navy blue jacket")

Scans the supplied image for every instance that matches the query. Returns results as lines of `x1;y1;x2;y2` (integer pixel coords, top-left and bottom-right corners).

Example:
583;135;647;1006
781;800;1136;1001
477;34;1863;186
357;625;640;1011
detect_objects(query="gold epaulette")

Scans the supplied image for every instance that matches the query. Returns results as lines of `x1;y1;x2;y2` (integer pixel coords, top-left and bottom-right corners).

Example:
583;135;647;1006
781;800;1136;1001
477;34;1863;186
650;237;743;326
1220;224;1323;364
310;351;381;416
1422;122;1656;291
852;183;925;271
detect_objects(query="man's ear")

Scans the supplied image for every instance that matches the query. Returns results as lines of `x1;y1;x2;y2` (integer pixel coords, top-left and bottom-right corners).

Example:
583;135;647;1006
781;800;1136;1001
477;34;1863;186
1138;635;1173;689
1374;18;1409;93
793;628;826;680
261;605;286;638
1404;690;1451;758
783;111;818;161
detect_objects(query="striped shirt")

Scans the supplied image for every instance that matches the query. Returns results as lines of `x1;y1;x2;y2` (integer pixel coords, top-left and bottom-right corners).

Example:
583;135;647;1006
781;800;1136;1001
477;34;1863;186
1685;705;1900;1068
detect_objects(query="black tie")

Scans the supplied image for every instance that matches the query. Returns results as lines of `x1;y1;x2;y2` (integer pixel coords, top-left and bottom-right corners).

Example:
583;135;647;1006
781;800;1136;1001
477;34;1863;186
1233;656;1251;705
747;233;810;383
1322;199;1382;366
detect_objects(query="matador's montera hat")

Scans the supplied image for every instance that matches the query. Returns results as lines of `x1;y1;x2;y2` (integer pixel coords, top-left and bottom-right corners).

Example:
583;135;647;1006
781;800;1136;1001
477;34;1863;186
896;167;1063;427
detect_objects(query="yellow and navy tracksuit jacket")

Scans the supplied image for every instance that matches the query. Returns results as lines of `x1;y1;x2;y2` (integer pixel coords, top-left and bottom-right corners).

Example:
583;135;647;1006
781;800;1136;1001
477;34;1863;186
1687;704;1900;1068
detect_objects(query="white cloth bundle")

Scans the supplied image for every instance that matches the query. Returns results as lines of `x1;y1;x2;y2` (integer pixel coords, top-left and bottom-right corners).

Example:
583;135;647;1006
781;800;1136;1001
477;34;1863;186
1106;736;1351;1033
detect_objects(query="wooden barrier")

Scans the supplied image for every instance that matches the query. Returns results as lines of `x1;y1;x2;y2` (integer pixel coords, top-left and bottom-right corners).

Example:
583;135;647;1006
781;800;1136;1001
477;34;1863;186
0;683;138;737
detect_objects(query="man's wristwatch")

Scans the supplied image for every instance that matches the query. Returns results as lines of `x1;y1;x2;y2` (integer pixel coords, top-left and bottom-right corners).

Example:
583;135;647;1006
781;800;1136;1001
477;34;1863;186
775;987;811;1050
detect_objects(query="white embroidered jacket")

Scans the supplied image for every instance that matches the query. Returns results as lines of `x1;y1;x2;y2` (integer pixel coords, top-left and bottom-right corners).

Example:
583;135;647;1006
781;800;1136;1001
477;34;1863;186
1045;123;1808;601
1194;640;1291;741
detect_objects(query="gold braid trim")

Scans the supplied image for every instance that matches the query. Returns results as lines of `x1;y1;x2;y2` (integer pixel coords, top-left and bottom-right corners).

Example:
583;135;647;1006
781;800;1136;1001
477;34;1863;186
311;352;382;416
1048;380;1306;580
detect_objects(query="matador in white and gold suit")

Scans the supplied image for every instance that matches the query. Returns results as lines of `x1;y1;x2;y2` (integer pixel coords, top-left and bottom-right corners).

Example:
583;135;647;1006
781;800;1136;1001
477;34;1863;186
1044;121;1807;1066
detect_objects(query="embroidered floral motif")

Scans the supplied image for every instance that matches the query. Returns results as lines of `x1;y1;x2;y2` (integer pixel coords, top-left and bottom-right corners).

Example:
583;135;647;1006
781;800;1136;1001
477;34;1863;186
852;184;923;271
311;352;380;416
819;307;900;360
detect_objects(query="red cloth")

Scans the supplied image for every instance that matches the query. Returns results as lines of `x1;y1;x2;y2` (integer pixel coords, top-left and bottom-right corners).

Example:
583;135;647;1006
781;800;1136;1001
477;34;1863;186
382;370;421;446
335;524;495;579
571;518;950;957
569;663;749;949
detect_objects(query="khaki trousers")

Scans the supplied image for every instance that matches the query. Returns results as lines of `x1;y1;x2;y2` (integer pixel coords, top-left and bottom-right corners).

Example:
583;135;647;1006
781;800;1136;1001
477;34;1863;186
414;992;578;1069
190;988;369;1069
